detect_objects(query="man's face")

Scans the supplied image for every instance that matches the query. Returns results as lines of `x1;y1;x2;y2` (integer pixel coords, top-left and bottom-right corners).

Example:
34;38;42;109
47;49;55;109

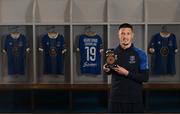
118;28;133;46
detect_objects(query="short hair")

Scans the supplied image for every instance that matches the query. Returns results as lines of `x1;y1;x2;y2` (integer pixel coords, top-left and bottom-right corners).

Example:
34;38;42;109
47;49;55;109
119;23;133;31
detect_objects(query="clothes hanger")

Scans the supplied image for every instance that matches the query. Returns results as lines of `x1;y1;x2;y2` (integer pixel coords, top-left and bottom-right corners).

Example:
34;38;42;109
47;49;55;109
160;25;171;37
10;26;20;39
85;25;96;36
47;26;58;38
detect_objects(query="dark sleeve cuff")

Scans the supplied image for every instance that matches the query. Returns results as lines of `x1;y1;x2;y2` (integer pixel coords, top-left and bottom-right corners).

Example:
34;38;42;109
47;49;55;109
105;69;113;75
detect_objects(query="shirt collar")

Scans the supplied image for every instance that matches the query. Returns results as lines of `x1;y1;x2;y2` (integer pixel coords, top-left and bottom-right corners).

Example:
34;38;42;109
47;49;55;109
118;43;134;52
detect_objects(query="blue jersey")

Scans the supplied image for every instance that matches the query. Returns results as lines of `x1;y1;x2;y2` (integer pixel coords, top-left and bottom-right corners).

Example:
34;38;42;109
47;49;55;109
41;33;64;74
4;34;28;75
148;33;177;75
79;34;102;74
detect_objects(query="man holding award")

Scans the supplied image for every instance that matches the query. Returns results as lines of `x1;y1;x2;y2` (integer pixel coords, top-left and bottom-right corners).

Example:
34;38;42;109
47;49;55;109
103;23;149;113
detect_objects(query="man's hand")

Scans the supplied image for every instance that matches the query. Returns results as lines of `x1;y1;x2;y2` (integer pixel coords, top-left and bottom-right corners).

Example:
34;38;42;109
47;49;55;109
103;63;110;73
113;65;129;76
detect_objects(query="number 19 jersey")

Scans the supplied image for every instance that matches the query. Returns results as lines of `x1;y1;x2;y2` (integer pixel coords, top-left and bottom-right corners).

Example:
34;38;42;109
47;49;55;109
79;34;102;75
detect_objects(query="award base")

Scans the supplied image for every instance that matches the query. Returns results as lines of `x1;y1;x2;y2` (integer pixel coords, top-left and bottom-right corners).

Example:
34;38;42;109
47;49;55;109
105;64;117;69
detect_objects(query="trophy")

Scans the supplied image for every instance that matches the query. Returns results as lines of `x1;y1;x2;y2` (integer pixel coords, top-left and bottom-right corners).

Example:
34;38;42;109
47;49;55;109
105;49;117;69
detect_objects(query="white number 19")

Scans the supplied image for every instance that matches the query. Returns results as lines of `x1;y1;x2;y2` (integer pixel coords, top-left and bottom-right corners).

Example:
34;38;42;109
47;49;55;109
85;46;96;61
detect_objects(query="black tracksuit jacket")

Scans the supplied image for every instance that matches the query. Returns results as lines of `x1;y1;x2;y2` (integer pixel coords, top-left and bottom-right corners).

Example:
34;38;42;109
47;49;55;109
108;44;149;103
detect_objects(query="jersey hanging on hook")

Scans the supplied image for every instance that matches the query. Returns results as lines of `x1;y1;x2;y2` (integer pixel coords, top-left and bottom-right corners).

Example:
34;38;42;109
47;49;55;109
4;33;29;75
40;32;65;75
78;33;102;75
148;32;177;75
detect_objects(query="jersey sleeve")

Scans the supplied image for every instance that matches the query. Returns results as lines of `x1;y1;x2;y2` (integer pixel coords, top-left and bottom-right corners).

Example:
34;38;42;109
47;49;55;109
4;35;9;51
99;35;103;49
78;35;82;49
60;35;67;54
148;34;156;49
75;35;81;52
139;51;149;70
127;50;149;83
127;69;149;83
23;35;29;49
60;35;65;50
22;35;30;53
39;35;45;51
172;34;177;51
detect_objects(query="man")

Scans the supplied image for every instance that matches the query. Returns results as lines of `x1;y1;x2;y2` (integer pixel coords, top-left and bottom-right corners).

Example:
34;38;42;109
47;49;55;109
103;23;149;113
